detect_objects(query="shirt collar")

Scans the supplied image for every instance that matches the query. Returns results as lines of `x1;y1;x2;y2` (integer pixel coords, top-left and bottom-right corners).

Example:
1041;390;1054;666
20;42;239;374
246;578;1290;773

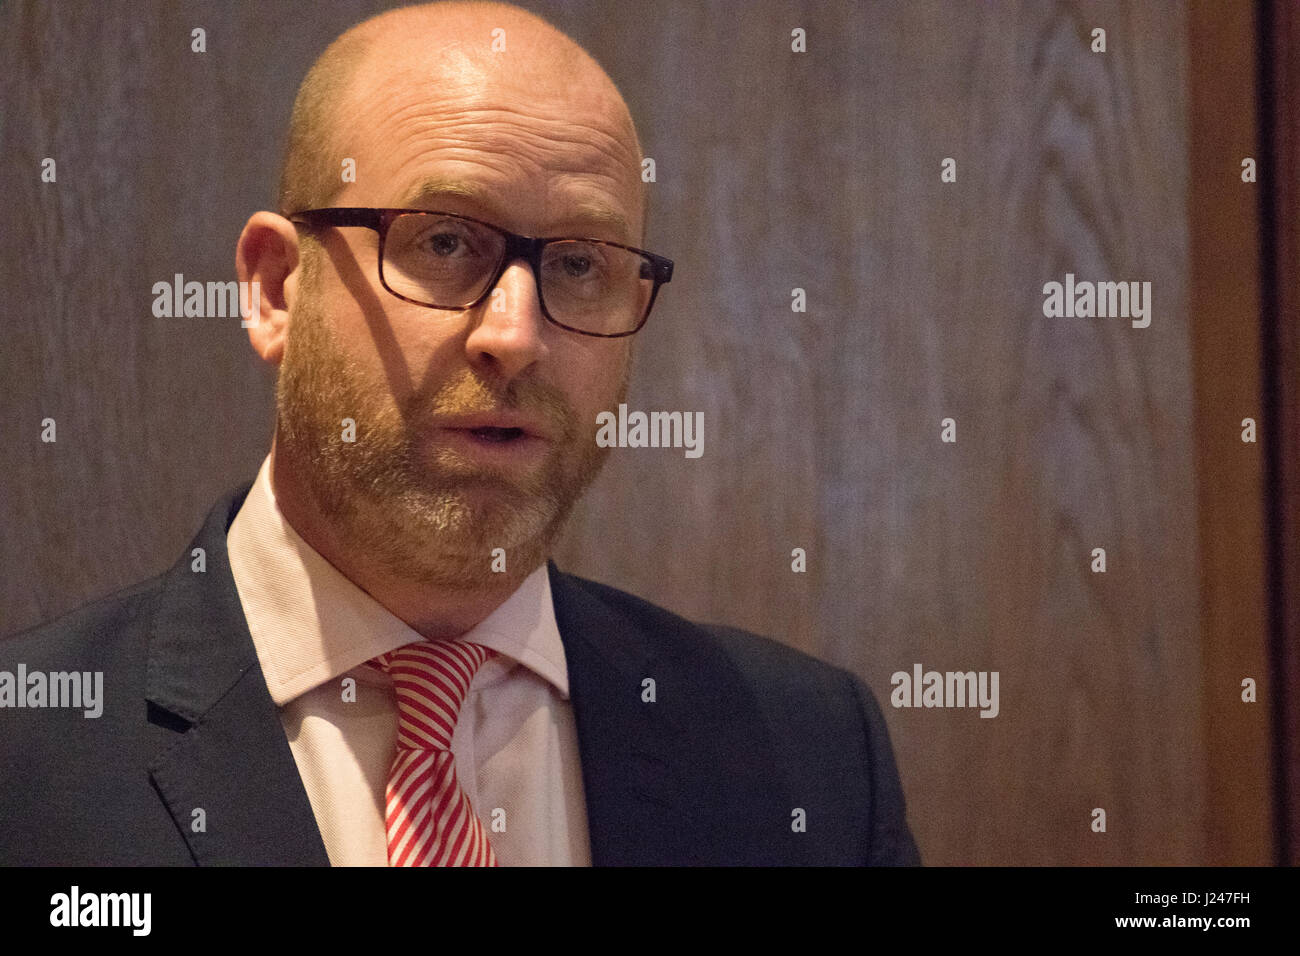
225;454;570;706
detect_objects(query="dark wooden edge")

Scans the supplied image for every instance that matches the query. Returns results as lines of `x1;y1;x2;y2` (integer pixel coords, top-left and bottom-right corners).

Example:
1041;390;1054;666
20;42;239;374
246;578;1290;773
1261;0;1299;867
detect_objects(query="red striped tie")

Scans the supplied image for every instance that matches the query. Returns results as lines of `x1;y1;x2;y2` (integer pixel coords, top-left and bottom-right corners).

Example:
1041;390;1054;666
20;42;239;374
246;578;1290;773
369;640;500;866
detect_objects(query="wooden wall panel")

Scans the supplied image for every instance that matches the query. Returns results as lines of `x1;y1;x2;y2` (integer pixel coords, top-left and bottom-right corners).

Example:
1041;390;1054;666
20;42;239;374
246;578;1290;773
1184;0;1274;867
0;0;1273;864
560;0;1210;865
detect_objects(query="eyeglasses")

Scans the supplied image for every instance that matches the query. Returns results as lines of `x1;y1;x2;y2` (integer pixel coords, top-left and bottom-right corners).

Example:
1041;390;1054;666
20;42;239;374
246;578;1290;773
289;207;673;338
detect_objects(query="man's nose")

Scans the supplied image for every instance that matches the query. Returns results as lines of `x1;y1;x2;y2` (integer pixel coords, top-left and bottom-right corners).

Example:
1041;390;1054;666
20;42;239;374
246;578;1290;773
463;259;548;381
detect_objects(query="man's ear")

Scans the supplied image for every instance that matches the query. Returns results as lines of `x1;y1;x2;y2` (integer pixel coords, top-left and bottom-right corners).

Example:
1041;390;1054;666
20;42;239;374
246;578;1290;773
236;212;301;365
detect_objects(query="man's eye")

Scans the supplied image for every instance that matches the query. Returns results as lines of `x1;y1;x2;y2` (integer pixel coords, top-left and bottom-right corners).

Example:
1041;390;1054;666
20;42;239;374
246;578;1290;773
562;254;592;277
547;247;607;281
424;232;468;256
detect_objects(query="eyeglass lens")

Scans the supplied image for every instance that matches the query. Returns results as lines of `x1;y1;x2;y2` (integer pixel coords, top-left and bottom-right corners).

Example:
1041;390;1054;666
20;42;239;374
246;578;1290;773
381;212;654;334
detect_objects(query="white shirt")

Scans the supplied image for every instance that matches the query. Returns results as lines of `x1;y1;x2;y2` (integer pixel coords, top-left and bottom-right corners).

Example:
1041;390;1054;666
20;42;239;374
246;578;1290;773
225;454;592;866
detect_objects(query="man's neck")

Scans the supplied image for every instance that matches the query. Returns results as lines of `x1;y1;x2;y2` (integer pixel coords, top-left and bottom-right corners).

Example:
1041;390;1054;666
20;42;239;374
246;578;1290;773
267;440;539;640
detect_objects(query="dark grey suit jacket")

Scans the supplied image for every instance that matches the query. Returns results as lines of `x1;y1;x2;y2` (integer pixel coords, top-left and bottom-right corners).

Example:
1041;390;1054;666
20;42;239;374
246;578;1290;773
0;482;920;865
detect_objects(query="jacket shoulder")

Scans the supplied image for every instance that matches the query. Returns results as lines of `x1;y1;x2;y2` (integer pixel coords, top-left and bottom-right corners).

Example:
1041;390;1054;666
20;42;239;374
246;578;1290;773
1;572;164;660
555;571;859;690
555;570;922;865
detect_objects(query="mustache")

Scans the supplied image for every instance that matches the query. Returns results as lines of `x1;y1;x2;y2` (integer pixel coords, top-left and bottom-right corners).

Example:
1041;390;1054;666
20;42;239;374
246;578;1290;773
407;372;577;434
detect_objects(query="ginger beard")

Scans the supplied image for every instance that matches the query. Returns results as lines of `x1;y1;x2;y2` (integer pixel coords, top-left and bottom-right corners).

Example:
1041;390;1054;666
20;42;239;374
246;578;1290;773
274;247;628;589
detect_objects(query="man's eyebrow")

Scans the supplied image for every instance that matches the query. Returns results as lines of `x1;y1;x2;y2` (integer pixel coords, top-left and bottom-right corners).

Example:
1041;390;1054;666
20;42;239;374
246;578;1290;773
399;177;488;208
397;177;633;241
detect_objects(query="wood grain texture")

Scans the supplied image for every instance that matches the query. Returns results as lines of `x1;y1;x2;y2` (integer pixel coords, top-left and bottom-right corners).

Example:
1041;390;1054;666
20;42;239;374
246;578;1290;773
0;0;1269;864
1185;0;1274;867
557;0;1211;865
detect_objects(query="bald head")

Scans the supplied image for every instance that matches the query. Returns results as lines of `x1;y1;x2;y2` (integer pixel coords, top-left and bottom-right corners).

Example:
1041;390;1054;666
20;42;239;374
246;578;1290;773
276;1;647;241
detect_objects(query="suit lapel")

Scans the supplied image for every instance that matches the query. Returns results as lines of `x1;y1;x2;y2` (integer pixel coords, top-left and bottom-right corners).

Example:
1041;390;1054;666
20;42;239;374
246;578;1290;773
548;563;797;865
548;562;689;865
145;484;330;865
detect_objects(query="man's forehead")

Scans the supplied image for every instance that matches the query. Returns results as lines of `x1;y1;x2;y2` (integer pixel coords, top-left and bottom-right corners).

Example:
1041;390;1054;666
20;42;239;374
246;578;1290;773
337;68;642;238
397;175;635;240
352;106;642;239
315;12;645;236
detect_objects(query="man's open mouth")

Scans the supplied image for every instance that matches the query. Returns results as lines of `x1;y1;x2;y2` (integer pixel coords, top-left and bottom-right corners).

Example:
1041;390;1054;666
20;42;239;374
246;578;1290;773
466;426;526;442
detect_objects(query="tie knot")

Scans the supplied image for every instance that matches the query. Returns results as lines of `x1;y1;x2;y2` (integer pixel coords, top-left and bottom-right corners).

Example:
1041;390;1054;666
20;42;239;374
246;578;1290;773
370;640;497;751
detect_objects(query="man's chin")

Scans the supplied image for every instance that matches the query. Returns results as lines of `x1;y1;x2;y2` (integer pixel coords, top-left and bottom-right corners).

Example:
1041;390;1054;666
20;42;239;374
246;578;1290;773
354;487;560;589
290;431;604;581
384;480;561;549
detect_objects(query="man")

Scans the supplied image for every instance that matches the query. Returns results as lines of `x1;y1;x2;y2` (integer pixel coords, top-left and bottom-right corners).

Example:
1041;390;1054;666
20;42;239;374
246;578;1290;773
0;0;920;866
